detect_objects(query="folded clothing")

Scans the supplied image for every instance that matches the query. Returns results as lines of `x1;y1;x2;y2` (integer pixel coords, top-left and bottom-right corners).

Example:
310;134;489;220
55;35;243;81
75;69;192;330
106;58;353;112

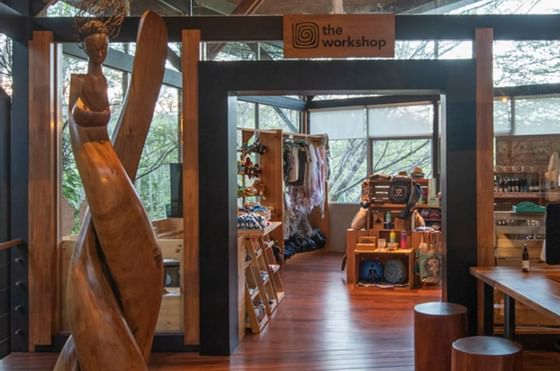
237;214;268;230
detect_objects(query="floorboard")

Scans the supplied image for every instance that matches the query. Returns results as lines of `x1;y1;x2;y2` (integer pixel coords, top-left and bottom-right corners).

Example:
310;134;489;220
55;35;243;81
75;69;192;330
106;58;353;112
1;250;558;370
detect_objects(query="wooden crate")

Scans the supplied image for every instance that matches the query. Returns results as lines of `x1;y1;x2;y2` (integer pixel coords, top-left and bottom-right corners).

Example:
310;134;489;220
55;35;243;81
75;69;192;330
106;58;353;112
362;177;429;205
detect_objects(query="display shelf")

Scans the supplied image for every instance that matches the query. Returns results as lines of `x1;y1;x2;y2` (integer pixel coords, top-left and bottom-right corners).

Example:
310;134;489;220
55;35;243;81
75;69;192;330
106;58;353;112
244;260;269;334
262;234;285;305
355;248;414;255
494;192;542;199
238;221;282;237
494;211;545;263
353;248;416;289
241;222;284;320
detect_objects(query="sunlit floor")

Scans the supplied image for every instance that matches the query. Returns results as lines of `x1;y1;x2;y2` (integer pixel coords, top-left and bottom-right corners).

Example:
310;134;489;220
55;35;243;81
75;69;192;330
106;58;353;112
1;250;559;370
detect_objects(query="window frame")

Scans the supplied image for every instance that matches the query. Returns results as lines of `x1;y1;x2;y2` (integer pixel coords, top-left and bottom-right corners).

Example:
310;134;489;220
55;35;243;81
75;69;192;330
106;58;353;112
309;99;440;203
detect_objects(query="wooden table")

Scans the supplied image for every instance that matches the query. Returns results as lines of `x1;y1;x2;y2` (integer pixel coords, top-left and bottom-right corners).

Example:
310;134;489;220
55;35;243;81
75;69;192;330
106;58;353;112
470;266;560;340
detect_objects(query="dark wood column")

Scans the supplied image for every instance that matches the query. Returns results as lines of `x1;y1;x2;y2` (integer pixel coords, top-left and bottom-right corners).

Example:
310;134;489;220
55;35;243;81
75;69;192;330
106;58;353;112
10;1;30;353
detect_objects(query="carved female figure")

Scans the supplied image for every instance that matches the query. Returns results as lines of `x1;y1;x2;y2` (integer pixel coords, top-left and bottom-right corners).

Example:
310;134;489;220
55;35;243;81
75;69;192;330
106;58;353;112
55;15;166;370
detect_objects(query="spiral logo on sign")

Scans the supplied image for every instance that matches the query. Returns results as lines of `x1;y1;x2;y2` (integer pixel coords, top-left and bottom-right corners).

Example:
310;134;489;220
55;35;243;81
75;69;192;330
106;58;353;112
292;22;320;49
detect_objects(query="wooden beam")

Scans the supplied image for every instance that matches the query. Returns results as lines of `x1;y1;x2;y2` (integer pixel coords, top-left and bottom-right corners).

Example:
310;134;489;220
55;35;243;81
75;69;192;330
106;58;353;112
475;28;494;335
0;239;23;251
0;3;27;41
182;29;200;346
239;96;306;111
32;14;560;43
28;30;56;349
205;0;264;59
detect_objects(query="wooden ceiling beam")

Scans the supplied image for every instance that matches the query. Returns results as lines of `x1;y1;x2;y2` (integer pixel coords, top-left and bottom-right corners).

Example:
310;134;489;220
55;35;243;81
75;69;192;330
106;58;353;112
195;0;235;15
156;0;191;14
206;0;263;59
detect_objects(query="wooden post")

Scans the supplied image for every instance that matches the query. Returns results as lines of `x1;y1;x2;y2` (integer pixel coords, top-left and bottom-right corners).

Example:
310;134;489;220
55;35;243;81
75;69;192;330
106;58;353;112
28;31;56;349
182;29;201;346
475;28;494;335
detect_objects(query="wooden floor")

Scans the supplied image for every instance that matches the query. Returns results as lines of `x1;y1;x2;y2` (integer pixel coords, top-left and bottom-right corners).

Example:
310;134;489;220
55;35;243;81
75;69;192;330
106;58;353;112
1;251;559;370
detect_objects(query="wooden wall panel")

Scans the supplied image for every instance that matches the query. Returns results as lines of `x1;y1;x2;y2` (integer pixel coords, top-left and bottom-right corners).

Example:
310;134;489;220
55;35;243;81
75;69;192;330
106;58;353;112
182;29;200;346
28;31;56;349
475;28;495;335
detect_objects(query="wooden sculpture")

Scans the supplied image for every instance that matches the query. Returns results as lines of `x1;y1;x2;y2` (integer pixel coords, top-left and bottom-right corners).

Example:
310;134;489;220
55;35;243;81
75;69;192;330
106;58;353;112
54;11;168;371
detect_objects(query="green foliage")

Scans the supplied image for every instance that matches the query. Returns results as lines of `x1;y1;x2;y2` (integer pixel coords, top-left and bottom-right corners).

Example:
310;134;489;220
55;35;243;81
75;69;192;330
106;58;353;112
0;34;12;96
60;54;179;234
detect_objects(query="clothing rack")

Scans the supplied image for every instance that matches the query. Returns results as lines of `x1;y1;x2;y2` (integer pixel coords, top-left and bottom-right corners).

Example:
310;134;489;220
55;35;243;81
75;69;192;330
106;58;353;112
283;133;330;251
237;128;331;256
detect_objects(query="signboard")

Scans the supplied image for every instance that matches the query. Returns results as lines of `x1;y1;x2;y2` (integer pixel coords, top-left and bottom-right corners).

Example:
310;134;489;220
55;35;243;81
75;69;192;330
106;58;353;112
283;14;395;58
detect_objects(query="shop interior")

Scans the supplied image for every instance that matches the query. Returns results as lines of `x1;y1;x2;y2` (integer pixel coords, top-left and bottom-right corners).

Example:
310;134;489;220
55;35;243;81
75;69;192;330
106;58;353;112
1;1;560;370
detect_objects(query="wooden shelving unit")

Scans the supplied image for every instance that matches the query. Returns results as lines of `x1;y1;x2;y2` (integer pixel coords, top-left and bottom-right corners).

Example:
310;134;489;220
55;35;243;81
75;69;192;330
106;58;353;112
239;129;285;259
239;222;285;333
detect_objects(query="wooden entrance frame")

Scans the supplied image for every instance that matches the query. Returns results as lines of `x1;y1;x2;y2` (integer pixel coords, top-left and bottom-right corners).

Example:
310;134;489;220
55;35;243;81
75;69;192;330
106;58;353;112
197;59;478;355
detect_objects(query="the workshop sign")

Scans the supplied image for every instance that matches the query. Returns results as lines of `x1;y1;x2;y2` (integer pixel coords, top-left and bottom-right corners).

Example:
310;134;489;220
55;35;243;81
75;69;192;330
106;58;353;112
283;14;395;58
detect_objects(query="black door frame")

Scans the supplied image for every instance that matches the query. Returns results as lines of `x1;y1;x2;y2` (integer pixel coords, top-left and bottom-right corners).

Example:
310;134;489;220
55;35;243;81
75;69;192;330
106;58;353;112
198;59;478;355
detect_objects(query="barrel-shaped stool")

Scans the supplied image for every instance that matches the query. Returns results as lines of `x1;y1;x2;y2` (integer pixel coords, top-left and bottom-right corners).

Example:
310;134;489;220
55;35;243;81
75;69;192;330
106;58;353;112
414;302;468;371
451;336;522;371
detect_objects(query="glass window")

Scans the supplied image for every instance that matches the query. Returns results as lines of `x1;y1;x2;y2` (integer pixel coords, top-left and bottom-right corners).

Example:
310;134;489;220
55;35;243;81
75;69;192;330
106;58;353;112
396;41;436;60
395;41;472;60
260;42;284;60
60;52;180;234
205;42;257;61
372;139;433;177
447;0;560;15
237;101;256;129
368;104;433;138
135;85;180;220
60;55;89;236
46;2;81;16
259;105;299;132
437;41;473;59
328;139;368;203
514;96;560;135
0;34;12;96
494;98;512;135
310;108;366;139
494;41;560;87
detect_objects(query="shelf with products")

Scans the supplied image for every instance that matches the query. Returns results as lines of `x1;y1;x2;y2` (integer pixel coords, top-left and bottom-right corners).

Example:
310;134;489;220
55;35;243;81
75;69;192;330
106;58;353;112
244;261;269;333
494;211;545;265
238;128;285;260
494;171;542;194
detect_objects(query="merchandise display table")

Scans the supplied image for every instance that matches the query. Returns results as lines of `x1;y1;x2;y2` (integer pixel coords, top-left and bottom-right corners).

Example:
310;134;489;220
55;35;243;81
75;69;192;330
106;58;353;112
346;229;422;287
470;266;560;339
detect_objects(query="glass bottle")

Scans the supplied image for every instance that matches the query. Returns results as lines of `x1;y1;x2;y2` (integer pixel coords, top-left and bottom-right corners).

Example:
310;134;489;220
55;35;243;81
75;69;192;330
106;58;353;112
522;244;530;272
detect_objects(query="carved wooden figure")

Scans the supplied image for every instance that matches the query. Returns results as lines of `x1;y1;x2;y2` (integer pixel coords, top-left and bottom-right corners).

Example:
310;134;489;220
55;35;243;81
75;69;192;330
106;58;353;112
54;11;168;371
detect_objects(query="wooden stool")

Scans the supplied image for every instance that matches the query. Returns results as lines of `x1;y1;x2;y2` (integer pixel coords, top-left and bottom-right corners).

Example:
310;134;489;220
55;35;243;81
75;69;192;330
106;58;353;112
414;302;468;371
451;336;522;371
